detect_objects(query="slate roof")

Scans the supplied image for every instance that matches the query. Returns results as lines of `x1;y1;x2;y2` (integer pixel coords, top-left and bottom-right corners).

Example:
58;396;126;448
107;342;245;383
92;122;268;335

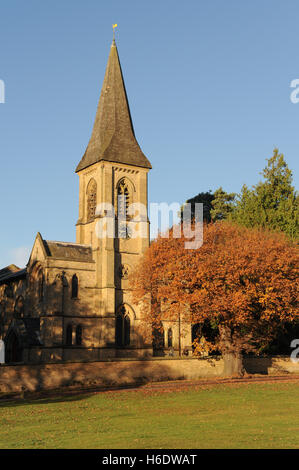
42;240;93;262
76;39;152;172
0;265;26;284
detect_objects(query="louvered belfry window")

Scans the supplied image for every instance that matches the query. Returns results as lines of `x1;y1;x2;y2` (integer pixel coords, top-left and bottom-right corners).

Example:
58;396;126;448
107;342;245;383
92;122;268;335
117;180;130;220
87;179;97;221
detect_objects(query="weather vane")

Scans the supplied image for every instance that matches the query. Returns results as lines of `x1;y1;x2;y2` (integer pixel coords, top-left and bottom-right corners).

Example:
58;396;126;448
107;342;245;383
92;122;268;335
112;24;118;41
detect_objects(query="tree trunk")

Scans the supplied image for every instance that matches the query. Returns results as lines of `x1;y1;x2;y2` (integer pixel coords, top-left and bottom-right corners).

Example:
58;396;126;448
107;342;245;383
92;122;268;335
222;351;245;377
219;325;245;377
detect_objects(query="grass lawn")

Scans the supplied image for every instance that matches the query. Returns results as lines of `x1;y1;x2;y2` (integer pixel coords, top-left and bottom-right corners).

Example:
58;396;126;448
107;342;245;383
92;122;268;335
0;381;298;449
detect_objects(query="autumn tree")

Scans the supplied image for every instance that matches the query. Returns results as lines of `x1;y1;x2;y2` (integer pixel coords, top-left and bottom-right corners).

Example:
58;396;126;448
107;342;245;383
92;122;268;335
130;222;299;377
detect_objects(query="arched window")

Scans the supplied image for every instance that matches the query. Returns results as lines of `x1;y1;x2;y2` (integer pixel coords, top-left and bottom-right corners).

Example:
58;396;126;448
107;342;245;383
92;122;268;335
76;325;83;346
38;272;44;302
14;296;24;318
192;323;201;352
87;178;97;221
124;315;130;347
5;331;23;363
115;305;131;347
4;284;13;298
117;179;131;220
71;274;78;299
153;321;165;353
167;328;173;348
66;324;73;346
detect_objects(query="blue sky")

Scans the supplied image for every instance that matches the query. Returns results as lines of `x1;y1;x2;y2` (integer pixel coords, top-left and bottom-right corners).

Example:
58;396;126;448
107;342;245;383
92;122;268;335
0;0;298;268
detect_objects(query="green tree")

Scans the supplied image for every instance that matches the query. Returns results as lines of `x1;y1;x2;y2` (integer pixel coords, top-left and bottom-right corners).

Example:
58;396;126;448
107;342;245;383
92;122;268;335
232;149;299;240
210;187;236;221
182;189;236;223
182;191;215;223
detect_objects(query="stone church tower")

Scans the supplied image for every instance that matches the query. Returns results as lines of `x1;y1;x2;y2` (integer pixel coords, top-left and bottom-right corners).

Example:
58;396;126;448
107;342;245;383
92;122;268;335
75;37;152;357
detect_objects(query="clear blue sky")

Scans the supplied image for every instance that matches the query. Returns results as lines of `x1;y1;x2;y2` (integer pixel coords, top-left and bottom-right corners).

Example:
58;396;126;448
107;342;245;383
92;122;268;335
0;0;298;268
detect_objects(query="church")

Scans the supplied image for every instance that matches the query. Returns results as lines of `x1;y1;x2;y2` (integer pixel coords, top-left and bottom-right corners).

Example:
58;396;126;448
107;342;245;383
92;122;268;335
0;37;192;364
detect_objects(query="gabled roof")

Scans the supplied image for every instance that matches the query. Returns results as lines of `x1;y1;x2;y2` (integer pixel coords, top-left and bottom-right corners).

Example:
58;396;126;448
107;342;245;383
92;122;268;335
0;265;26;284
0;264;20;279
76;39;152;172
27;233;94;266
42;240;93;262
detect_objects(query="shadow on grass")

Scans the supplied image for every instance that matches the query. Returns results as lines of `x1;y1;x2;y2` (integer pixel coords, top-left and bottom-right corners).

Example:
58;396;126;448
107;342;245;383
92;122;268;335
0;391;98;408
0;380;151;408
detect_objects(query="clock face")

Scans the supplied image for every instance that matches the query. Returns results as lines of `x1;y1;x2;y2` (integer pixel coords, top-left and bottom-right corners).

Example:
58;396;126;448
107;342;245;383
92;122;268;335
118;222;132;239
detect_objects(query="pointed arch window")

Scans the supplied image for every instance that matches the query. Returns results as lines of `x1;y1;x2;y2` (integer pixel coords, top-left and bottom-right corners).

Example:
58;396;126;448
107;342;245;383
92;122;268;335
5;331;23;363
4;284;13;298
76;325;83;346
153;321;165;352
87;178;97;222
115;305;131;347
71;274;79;299
117;179;131;220
14;296;25;318
38;272;44;302
66;324;73;346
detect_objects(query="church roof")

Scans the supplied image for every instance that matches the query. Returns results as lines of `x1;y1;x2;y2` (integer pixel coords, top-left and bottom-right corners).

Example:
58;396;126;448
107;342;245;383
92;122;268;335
42;240;93;262
0;265;26;284
76;39;152;172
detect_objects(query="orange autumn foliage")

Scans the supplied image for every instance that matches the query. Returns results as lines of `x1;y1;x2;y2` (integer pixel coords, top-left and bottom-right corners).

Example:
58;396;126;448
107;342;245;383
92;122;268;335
130;221;299;356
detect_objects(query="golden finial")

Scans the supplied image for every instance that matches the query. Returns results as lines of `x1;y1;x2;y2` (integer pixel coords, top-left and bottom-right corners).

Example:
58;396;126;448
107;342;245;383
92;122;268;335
112;24;118;43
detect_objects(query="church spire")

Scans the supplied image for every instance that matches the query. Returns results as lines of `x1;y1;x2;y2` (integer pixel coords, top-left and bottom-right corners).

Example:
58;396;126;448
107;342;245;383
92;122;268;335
76;38;152;172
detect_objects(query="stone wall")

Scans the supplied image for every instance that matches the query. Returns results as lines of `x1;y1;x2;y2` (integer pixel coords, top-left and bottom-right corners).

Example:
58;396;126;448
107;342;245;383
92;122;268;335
0;356;298;395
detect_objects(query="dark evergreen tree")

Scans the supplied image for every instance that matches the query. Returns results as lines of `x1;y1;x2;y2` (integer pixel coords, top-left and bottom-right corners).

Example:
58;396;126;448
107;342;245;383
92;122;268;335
232;149;299;240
